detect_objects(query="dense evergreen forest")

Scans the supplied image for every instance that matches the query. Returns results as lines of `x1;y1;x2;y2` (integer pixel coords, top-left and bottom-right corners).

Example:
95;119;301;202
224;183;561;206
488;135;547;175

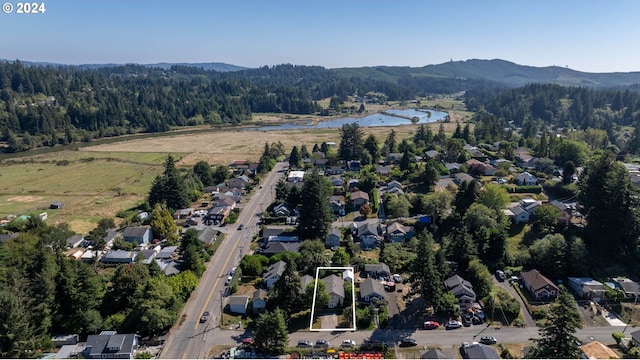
465;83;640;153
0;61;487;153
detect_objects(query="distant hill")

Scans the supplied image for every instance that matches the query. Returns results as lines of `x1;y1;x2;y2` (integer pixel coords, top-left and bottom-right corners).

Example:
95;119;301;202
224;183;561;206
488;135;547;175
0;59;248;72
332;59;640;88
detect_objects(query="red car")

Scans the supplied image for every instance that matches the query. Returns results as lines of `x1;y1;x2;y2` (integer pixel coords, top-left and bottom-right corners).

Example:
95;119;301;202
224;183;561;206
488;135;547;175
423;321;440;330
241;337;255;345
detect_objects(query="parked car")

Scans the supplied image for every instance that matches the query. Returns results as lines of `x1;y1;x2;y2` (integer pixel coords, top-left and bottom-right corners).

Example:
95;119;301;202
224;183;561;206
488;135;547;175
241;337;255;345
237;224;244;230
496;270;507;281
399;338;418;347
225;276;233;285
199;311;210;323
480;336;497;345
363;339;381;346
314;339;329;348
341;339;356;349
297;340;313;348
230;267;237;276
445;320;462;329
393;274;403;283
423;321;439;330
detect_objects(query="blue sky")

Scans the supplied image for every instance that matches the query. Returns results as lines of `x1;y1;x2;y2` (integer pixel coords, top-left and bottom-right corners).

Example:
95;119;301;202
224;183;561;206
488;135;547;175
2;0;639;73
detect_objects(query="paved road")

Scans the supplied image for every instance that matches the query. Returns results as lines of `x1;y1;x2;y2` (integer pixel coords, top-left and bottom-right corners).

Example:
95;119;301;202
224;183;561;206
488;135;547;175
160;162;285;360
207;323;629;353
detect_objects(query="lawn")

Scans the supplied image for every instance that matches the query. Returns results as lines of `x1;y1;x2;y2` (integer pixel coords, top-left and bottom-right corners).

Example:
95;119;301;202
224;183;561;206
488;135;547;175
0;152;165;232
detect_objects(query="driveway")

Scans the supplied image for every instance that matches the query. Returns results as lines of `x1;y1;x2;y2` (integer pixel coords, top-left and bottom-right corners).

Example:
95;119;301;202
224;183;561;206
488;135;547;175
493;277;536;327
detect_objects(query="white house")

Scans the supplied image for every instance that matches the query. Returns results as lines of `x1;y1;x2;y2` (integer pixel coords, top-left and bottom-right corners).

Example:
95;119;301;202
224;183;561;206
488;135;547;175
322;274;345;308
263;260;286;289
516;171;538;186
228;295;249;314
287;171;305;182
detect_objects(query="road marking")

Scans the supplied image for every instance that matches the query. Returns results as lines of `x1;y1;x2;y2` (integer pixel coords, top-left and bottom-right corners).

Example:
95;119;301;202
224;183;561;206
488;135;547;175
193;166;280;332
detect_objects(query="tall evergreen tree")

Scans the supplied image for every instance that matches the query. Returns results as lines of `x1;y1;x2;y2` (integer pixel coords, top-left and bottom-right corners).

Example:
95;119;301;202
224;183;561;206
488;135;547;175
254;308;288;355
289;146;302;168
338;123;364;160
298;171;333;240
530;287;582;359
409;232;444;310
363;134;380;163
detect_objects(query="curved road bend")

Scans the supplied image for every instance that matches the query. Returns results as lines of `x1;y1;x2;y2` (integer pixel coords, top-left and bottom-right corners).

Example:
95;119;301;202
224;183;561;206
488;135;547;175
160;162;285;359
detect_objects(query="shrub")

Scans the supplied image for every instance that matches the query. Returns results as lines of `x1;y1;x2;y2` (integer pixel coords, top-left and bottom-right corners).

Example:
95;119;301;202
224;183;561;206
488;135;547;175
612;331;625;345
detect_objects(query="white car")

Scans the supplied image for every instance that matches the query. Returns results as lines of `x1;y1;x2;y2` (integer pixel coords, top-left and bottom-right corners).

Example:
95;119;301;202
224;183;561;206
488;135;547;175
341;339;356;349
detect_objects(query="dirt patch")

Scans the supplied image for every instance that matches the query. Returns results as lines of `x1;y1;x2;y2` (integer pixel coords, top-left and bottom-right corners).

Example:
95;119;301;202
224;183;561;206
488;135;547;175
7;195;44;202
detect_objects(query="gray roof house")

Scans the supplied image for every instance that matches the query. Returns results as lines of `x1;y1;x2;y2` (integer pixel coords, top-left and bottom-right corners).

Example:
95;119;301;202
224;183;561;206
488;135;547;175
614;277;640;297
122;226;152;245
453;173;475;185
83;331;139;359
631;329;640;347
356;222;380;249
101;250;136;264
262;242;301;257
516;171;538;186
300;274;314;293
252;289;268;314
326;227;341;248
322;274;345;308
386;222;413;243
462;343;500;359
228;295;249;315
421;348;448;359
351;190;370;209
263;260;286;289
360;278;386;303
364;263;391;279
66;234;84;248
445;275;477;310
568;277;606;301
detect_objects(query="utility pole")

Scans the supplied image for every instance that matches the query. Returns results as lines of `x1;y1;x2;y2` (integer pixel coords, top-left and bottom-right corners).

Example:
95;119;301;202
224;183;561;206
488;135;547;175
220;290;224;326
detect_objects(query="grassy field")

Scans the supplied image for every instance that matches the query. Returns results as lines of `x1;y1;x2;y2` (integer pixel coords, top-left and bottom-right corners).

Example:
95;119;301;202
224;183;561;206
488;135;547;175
0;100;471;233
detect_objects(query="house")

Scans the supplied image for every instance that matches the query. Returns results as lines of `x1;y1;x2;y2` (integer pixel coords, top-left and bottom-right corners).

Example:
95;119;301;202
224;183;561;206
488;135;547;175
520;269;559;301
348;160;361;171
197;227;219;245
138;246;160;265
218;196;237;209
322;274;345;308
445;162;462;174
444;275;476;310
252;289;268;314
101;250;136;264
228;175;250;189
387;153;402;164
330;196;346;214
425;150;440;160
347;178;360;189
156;246;178;260
386;187;405;195
300;274;314;293
273;203;293;217
173;208;194;220
228;295;249;314
262;242;301;257
83;331;139;359
288;170;305;182
263;260;287;289
364;263;391;279
343;269;354;283
515;148;535;168
329;165;344;175
206;205;231;224
631;329;640;347
516;171;538;186
580;341;620;359
420;348;448;359
386;222;413;243
360;278;386;303
122;226;152;245
462;343;500;359
351;190;370;210
330;177;345;187
568;277;606;301
326;227;341;248
613;277;640;297
387;180;403;190
505;198;542;224
356;222;380;249
453;173;475;185
66;234;84;248
376;165;392;176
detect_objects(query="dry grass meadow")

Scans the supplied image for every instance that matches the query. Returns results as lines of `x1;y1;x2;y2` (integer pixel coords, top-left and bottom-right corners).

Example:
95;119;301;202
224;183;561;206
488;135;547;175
0;99;472;232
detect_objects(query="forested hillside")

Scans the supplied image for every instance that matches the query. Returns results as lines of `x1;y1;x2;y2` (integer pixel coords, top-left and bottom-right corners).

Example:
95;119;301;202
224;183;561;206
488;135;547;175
465;83;640;153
